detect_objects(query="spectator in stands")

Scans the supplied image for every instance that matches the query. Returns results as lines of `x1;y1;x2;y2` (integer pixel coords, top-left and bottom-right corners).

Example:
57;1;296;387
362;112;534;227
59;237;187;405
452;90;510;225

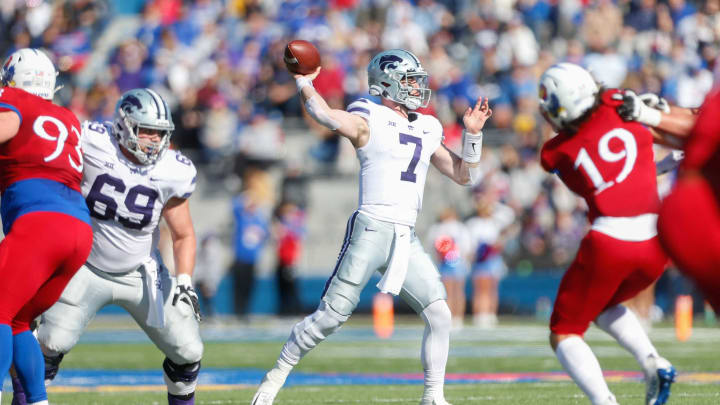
426;208;472;330
466;184;516;328
273;201;305;316
230;168;272;318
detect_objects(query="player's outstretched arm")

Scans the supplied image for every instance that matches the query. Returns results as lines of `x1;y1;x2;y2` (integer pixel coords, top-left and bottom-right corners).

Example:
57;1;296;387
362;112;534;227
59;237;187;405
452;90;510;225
616;90;697;147
295;67;370;148
431;97;492;186
0;111;20;143
163;197;201;321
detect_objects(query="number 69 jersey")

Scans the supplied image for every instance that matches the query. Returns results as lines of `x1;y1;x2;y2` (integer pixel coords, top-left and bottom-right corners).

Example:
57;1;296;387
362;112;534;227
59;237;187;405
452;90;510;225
540;89;660;223
80;121;197;273
348;98;444;226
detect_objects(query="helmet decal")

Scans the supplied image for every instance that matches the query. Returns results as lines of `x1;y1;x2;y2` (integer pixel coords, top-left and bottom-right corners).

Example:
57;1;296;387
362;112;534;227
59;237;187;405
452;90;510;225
120;95;143;113
379;55;403;72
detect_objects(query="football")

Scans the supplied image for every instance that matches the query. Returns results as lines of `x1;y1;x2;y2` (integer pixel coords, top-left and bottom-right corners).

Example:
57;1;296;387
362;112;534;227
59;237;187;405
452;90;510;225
284;40;321;75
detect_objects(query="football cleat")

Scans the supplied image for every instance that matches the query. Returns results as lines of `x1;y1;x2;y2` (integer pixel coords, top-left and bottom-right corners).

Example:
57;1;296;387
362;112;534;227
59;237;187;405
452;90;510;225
419;395;452;405
251;391;276;405
251;375;283;405
643;355;676;405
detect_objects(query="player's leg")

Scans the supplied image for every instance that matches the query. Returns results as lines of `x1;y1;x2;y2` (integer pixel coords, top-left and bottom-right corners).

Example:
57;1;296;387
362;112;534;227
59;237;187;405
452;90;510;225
35;263;112;385
596;237;674;405
253;212;392;404
396;237;450;405
550;232;637;405
119;265;203;405
8;214;92;405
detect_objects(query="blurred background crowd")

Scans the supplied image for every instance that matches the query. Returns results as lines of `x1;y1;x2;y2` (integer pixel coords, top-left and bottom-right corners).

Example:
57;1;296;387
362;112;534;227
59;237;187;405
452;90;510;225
1;0;716;320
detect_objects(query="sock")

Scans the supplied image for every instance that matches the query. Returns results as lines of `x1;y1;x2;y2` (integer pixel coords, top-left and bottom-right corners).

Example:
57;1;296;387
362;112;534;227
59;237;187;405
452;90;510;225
595;305;659;365
13;331;47;403
266;303;347;387
0;324;12;385
11;372;27;405
420;301;451;401
555;336;613;405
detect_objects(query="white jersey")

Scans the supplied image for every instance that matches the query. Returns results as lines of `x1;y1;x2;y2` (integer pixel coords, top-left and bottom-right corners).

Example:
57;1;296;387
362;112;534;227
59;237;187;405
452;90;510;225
80;121;197;273
348;98;444;226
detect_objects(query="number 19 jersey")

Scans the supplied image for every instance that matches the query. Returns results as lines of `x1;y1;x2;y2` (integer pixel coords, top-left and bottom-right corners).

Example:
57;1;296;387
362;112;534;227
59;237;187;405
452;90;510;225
81;121;197;273
540;89;660;222
348;98;444;226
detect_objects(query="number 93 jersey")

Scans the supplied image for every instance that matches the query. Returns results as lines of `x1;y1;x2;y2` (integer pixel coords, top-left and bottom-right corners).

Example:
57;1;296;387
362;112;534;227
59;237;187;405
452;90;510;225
348;98;443;226
0;87;83;192
80;121;197;273
540;89;660;222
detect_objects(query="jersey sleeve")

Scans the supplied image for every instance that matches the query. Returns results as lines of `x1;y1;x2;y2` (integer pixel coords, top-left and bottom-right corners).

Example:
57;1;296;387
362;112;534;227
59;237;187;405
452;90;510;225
0;88;24;123
346;98;371;121
683;90;720;170
540;137;563;173
165;150;197;200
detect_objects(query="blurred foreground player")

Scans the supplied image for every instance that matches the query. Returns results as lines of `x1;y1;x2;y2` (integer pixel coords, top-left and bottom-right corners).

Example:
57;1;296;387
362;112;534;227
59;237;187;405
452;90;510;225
0;48;93;405
617;89;719;311
538;63;675;405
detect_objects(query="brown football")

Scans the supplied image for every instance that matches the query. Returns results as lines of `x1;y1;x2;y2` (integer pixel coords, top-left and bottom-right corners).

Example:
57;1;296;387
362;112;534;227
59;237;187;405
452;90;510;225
284;40;321;75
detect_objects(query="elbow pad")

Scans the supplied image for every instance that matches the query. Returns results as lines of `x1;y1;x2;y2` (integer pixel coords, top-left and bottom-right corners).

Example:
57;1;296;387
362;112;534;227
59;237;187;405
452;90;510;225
305;96;340;130
462;130;483;164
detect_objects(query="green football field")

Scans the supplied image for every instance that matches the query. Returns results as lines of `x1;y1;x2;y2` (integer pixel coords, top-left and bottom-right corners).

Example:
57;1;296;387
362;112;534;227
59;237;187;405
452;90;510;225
2;316;719;404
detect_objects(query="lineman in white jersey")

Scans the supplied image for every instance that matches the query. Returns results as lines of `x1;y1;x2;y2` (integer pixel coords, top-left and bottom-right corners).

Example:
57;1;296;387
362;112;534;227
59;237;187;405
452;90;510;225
27;89;203;405
252;49;493;405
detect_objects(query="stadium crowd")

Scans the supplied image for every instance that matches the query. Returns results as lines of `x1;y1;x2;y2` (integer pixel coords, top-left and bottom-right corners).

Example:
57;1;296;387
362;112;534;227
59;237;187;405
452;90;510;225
0;0;717;297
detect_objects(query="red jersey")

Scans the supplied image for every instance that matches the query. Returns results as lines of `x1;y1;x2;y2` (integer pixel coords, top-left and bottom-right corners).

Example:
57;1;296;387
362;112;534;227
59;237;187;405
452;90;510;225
682;89;720;190
0;87;83;193
541;89;660;222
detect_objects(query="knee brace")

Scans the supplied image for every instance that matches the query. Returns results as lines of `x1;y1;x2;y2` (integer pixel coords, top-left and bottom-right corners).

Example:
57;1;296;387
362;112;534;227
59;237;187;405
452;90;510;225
162;358;200;397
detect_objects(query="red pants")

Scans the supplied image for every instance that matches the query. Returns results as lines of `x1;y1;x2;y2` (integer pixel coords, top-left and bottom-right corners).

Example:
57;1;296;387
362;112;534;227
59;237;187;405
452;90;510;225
550;230;667;335
0;212;92;333
658;177;720;312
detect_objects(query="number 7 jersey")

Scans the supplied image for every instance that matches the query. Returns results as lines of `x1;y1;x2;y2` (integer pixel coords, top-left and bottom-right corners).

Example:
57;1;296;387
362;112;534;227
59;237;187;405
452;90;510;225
540;89;660;222
348;98;444;226
80;121;197;273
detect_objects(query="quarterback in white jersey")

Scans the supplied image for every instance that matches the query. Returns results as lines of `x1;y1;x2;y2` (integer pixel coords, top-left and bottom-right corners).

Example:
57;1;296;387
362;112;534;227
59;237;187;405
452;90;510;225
19;89;204;405
253;49;492;405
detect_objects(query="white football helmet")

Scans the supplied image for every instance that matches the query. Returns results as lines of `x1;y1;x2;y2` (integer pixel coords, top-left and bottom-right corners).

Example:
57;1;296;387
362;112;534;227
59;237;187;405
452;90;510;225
114;88;174;165
538;63;599;130
1;48;58;100
367;49;431;110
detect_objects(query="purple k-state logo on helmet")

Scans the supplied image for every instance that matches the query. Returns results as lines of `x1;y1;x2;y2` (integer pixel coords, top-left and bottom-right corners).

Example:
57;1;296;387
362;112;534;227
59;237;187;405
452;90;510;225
120;95;143;113
379;54;403;72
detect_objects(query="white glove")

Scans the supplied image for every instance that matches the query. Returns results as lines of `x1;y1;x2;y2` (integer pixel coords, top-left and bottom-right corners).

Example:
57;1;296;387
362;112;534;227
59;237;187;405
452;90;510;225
173;274;202;322
638;93;671;113
616;90;662;127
